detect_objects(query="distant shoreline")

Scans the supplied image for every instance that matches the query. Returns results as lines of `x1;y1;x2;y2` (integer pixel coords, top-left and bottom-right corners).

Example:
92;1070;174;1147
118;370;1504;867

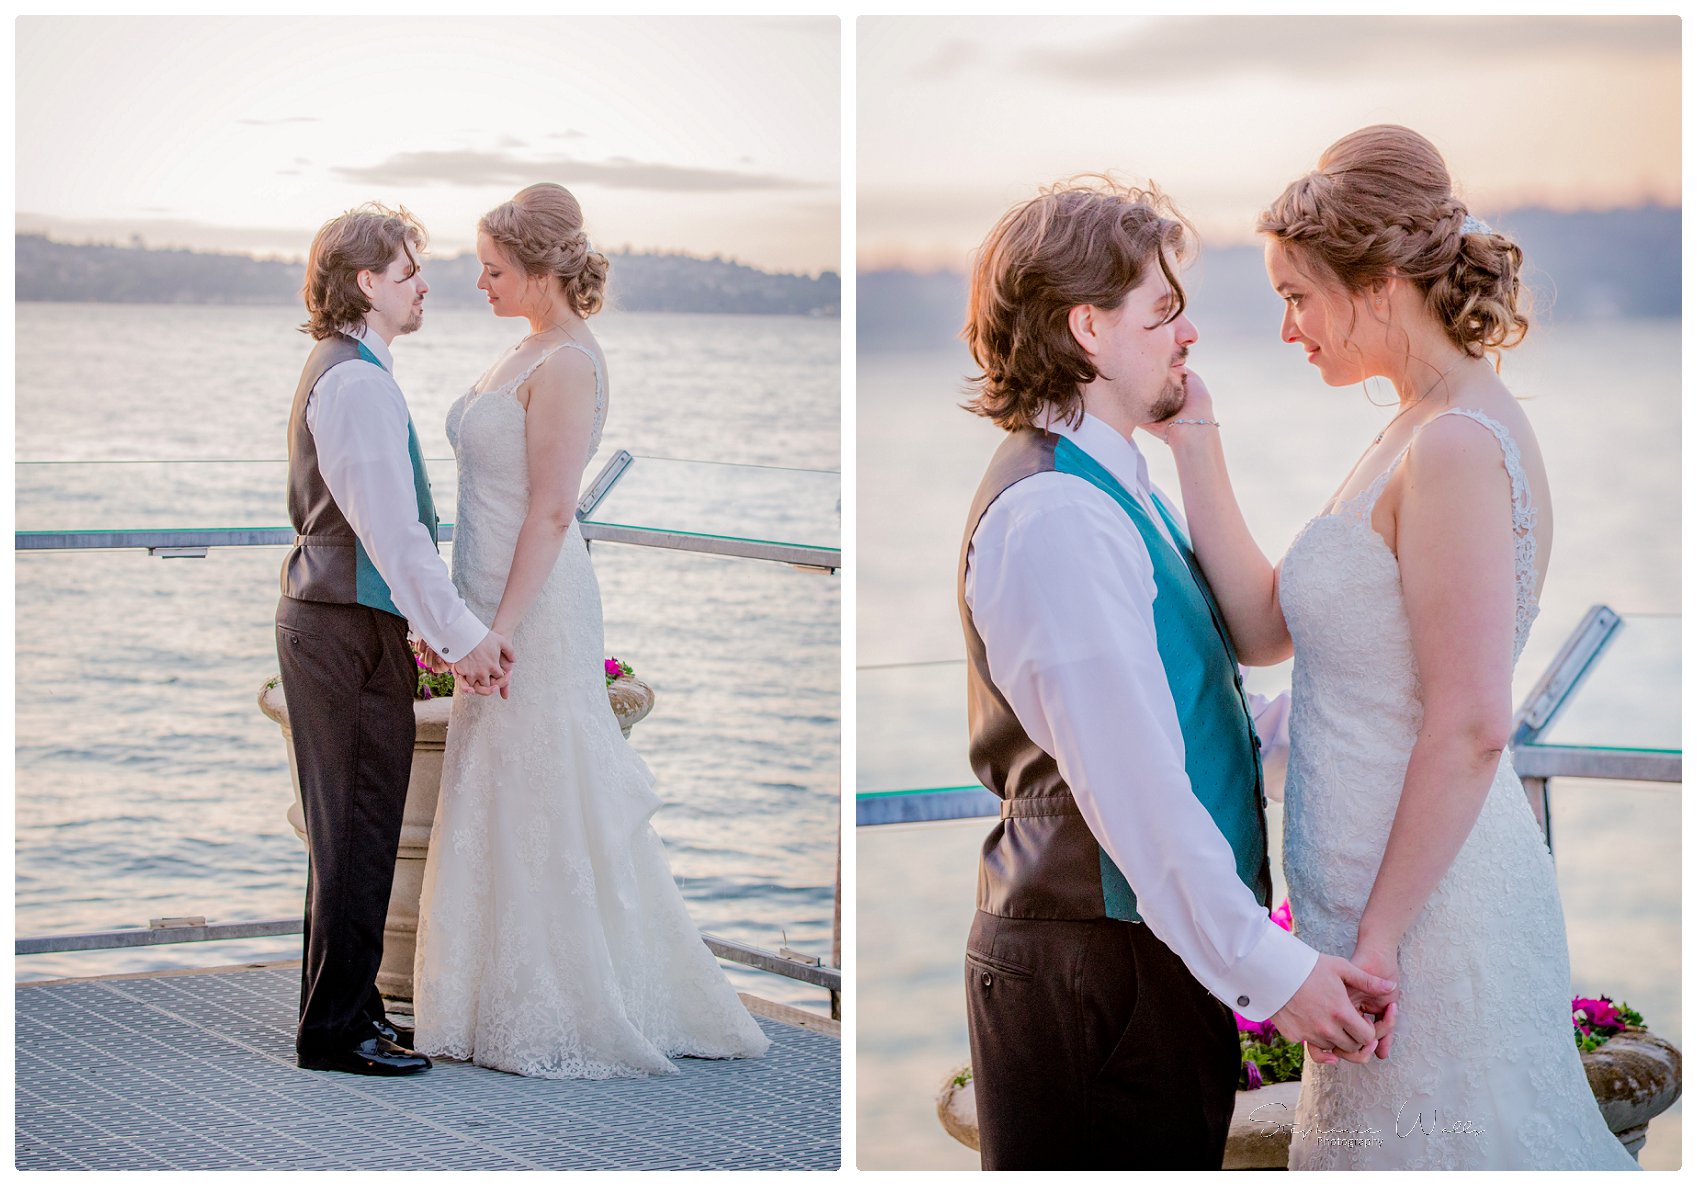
15;234;841;318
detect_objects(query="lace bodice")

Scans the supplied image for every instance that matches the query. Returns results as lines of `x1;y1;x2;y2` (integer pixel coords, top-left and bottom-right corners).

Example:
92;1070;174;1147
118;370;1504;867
1274;410;1635;1170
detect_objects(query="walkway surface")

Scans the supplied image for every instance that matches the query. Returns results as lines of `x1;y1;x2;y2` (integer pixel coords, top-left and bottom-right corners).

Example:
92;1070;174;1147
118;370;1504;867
17;963;840;1170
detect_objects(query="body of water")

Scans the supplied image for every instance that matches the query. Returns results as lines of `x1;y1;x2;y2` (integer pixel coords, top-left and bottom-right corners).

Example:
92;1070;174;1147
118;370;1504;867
15;303;841;1015
856;319;1681;1168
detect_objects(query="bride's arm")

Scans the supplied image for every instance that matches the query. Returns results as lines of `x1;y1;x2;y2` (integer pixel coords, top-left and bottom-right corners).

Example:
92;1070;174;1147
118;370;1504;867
490;348;601;640
1146;369;1292;664
1354;415;1518;970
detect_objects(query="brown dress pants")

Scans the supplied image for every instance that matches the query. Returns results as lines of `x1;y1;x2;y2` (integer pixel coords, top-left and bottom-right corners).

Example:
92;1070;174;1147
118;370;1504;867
965;910;1242;1169
276;595;417;1056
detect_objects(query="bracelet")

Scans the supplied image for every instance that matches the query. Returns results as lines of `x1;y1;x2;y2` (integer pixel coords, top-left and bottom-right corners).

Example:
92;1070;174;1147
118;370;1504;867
1170;417;1220;427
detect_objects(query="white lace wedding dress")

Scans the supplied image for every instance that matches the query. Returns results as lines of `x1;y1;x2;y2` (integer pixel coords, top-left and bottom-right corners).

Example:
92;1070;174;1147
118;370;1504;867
412;340;771;1078
1279;409;1636;1169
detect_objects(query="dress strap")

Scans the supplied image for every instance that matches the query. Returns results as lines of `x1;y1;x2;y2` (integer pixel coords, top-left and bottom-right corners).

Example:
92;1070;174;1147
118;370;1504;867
517;338;602;394
1420;408;1542;649
1423;408;1538;540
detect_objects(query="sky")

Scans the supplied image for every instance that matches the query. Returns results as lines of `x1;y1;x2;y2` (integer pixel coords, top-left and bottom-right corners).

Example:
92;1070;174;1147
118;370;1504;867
859;15;1681;271
16;16;840;275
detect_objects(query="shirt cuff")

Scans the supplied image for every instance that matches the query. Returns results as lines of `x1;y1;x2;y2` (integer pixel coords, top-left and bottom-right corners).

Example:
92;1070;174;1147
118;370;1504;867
422;606;491;664
1220;920;1319;1023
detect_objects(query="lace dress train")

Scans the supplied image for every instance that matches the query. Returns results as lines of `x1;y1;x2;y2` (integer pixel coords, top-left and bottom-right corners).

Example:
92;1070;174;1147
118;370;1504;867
412;341;771;1078
1278;409;1636;1169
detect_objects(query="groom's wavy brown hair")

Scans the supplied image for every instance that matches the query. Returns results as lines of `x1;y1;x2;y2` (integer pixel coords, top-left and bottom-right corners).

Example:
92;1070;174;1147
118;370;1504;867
963;177;1193;432
300;203;428;340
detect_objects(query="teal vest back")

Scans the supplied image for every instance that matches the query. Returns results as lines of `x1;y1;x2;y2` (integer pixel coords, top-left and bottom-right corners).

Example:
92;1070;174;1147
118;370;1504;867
351;339;439;618
1052;436;1272;918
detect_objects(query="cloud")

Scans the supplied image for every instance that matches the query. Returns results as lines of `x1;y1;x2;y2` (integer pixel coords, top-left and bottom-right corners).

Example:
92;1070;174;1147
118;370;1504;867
497;136;527;149
236;116;322;126
332;150;816;192
915;37;979;80
1017;15;1678;87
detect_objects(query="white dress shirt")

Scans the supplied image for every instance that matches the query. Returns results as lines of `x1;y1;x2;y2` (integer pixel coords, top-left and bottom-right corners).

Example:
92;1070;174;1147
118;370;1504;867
964;412;1316;1021
306;324;489;663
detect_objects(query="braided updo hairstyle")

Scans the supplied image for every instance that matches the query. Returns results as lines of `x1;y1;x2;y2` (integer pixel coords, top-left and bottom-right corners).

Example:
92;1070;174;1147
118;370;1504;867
479;183;609;317
1259;125;1528;359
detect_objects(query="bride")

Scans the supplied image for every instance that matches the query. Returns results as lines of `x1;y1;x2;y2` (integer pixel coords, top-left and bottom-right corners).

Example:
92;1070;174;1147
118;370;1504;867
1151;127;1637;1169
411;183;770;1078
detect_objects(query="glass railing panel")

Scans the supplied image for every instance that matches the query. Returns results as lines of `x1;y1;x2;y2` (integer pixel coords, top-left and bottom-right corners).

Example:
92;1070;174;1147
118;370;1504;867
857;660;976;796
1522;612;1680;754
583;454;840;559
14;459;458;537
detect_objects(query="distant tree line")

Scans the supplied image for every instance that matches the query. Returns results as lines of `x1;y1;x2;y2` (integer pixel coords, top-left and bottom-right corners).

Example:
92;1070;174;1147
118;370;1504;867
15;234;841;317
860;205;1679;350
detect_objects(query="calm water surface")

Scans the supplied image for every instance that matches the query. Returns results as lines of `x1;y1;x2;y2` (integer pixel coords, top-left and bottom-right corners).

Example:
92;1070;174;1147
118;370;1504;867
15;303;841;1015
857;320;1680;1168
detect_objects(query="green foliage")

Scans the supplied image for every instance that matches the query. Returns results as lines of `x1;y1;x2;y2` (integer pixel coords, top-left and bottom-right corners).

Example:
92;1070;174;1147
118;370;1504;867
1240;1032;1307;1087
416;668;455;700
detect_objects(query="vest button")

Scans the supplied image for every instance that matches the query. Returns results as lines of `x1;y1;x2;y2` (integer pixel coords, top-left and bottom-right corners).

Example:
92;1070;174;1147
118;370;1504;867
982;972;993;988
1237;995;1250;1007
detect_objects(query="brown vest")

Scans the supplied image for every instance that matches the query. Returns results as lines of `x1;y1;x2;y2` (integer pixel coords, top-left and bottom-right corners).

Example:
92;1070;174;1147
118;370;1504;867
279;334;367;605
958;429;1123;919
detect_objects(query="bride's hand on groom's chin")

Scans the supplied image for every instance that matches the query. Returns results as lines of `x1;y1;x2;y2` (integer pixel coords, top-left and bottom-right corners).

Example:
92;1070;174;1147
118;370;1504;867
1141;367;1216;444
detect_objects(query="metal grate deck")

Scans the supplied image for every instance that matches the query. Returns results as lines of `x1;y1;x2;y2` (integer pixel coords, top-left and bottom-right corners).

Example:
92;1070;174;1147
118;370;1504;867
16;964;840;1170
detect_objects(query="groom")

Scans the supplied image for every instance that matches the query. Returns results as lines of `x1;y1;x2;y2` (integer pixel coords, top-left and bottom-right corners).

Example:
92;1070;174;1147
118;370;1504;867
957;181;1397;1167
277;203;513;1076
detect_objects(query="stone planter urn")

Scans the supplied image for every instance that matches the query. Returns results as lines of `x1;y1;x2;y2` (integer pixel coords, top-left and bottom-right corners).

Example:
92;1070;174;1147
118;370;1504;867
939;1030;1682;1166
259;671;656;1008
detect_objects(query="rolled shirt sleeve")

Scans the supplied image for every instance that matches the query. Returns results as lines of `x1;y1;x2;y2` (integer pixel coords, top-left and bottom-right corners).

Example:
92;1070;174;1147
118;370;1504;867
966;476;1316;1021
308;361;489;662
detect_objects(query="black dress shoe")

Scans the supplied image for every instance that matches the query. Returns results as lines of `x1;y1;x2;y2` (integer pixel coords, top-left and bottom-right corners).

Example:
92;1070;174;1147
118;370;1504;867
298;1036;432;1076
373;1017;415;1048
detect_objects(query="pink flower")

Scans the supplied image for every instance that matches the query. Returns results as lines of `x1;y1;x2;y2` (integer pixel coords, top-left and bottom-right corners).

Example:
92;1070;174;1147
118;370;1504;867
1244;1061;1264;1090
1270;899;1293;933
1573;997;1621;1033
1236;1013;1278;1043
604;658;623;679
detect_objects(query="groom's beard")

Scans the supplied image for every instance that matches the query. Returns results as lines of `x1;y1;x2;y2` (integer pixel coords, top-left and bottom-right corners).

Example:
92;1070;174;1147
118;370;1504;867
1146;377;1187;423
399;305;424;335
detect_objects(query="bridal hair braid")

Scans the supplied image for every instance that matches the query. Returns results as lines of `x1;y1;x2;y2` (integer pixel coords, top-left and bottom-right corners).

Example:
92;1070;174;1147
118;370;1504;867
480;183;609;317
301;203;427;340
1259;125;1529;360
964;177;1193;432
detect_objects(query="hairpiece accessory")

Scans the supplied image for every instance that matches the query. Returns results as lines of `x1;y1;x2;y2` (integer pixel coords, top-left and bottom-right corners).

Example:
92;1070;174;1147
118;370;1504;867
1170;418;1220;428
1461;214;1493;237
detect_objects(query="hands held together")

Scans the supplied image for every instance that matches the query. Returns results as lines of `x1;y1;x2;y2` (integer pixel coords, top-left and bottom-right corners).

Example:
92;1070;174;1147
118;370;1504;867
416;628;516;699
1269;944;1401;1067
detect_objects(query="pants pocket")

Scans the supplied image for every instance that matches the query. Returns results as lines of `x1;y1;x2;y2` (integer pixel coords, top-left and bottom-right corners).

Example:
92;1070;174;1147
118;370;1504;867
966;947;1037;983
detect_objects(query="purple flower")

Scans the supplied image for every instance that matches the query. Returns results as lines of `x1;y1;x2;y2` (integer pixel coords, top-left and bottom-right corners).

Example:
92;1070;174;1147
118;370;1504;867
1244;1061;1264;1090
1270;899;1293;933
